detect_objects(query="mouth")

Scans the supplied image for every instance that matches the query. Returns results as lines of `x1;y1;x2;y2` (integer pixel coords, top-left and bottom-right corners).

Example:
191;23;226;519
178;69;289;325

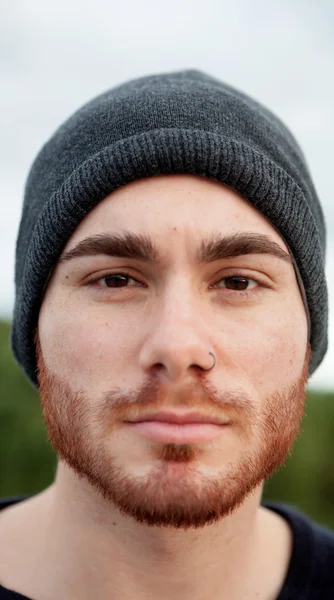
124;421;229;444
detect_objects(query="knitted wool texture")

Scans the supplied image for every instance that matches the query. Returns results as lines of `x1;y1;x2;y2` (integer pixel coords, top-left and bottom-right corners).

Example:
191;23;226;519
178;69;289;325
12;69;328;387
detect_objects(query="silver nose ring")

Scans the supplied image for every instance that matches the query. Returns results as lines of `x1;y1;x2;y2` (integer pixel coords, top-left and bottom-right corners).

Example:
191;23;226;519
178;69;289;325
204;351;216;371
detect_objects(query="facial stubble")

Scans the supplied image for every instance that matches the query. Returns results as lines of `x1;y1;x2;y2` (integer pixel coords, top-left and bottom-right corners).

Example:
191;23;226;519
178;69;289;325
35;334;310;530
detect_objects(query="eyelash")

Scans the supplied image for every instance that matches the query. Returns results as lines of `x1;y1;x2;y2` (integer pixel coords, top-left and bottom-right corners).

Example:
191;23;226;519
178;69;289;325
87;272;268;298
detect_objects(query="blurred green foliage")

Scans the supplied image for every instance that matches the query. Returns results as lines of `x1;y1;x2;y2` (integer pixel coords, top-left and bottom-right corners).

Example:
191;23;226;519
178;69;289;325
1;319;334;527
0;321;56;494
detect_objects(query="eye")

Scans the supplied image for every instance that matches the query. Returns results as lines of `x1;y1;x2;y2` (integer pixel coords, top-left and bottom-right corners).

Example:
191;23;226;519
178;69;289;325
215;276;258;291
97;273;143;288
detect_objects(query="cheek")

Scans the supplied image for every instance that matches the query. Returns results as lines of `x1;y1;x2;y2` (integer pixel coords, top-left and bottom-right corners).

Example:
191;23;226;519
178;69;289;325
38;296;143;391
218;301;308;393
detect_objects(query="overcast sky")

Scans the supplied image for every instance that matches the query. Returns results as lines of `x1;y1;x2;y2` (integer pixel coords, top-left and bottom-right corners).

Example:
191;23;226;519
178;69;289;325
1;0;333;389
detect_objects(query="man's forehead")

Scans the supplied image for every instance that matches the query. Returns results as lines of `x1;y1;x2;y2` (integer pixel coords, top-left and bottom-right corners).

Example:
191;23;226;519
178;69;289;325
62;174;290;255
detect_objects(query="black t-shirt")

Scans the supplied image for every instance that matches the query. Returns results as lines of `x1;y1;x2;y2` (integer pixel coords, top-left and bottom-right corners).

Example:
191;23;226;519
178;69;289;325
1;496;334;599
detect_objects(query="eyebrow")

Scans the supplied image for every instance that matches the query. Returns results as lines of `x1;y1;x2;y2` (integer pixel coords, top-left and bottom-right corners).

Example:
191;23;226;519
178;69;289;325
58;231;292;265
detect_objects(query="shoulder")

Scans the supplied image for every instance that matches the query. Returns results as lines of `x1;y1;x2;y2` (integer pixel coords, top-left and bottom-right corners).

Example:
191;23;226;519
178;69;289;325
265;502;334;598
296;514;334;597
271;502;334;553
309;518;334;569
0;497;31;512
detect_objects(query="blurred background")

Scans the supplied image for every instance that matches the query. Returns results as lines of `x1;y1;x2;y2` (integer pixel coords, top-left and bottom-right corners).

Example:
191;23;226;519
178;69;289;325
1;0;333;524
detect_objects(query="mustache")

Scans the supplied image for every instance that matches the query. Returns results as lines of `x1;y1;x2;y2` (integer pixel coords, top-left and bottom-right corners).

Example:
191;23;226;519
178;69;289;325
99;378;256;425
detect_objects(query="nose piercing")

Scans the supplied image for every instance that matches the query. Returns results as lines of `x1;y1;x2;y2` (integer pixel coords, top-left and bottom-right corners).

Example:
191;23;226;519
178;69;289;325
203;351;216;371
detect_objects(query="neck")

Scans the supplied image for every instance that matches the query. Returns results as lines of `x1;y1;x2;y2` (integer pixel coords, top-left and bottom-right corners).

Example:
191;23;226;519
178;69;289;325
23;464;290;600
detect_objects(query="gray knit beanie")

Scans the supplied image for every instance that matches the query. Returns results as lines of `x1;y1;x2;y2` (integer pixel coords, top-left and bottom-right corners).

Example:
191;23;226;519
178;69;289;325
12;69;328;387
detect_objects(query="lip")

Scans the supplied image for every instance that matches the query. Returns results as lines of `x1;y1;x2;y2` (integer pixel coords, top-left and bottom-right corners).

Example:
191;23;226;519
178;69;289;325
125;421;228;444
125;411;227;425
124;411;229;444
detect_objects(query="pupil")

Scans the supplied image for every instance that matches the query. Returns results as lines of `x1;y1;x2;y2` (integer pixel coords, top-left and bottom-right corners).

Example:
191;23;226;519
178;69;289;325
226;277;248;290
105;275;128;288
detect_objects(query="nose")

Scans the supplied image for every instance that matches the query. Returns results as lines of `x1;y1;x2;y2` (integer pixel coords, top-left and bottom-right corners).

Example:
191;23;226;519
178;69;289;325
138;289;215;382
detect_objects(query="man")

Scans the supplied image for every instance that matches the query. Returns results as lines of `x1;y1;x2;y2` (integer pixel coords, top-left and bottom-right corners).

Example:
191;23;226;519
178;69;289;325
0;69;331;599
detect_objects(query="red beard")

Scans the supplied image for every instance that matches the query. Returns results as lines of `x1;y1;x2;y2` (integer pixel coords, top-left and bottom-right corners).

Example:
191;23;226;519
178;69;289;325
35;332;309;529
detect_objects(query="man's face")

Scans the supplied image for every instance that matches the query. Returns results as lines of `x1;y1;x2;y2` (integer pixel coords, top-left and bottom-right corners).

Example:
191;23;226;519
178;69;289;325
37;174;309;529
